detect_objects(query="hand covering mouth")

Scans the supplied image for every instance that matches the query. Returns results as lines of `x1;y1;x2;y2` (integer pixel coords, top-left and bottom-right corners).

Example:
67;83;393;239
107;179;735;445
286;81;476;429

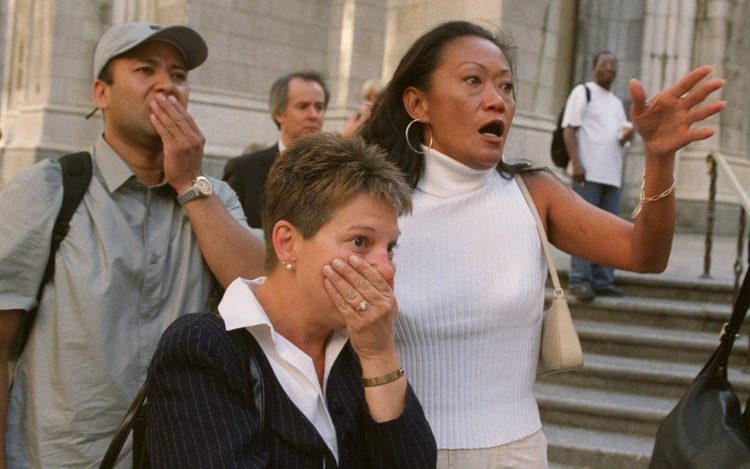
479;122;504;138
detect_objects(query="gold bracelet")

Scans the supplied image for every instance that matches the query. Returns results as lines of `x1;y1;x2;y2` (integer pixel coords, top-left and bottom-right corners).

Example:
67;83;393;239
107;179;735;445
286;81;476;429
361;367;405;387
631;170;677;219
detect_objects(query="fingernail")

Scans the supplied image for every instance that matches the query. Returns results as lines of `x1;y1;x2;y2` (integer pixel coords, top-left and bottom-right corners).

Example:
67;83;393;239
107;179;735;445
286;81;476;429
323;265;334;276
349;255;362;266
332;258;346;269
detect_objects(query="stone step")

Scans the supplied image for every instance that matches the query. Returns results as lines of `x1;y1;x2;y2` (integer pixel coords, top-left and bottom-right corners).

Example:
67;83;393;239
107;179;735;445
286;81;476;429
575;319;750;366
538;352;750;399
542;257;745;467
549;462;585;469
614;271;735;304
553;268;736;304
546;292;737;336
535;382;675;436
544;423;652;469
558;292;737;334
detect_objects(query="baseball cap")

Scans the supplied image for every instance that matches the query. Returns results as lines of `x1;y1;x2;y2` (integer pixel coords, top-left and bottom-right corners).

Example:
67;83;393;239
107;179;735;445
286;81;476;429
93;22;208;81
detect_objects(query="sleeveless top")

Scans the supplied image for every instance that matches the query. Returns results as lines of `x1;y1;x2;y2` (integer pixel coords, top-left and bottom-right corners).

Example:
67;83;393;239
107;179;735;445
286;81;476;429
394;148;547;448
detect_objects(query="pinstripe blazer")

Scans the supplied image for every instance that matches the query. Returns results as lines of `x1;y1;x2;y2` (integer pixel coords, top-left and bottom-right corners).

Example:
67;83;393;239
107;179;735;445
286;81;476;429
146;313;437;468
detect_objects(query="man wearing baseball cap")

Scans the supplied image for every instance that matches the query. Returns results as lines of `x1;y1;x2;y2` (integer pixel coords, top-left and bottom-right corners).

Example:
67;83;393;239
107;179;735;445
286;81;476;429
0;22;264;467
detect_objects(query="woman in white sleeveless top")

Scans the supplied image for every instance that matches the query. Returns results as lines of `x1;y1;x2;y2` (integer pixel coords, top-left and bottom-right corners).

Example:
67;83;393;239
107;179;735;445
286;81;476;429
360;21;725;468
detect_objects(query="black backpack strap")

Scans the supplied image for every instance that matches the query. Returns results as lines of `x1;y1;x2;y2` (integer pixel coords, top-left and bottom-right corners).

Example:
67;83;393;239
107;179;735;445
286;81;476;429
11;151;92;359
228;328;266;437
583;83;591;103
42;151;93;284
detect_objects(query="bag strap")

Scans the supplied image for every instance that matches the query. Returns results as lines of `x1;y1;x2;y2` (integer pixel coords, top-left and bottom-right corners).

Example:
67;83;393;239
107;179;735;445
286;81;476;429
514;175;565;299
720;267;750;344
43;151;93;285
98;327;267;468
11;151;93;359
698;248;750;378
228;328;266;437
583;84;591;103
99;380;148;469
555;84;591;128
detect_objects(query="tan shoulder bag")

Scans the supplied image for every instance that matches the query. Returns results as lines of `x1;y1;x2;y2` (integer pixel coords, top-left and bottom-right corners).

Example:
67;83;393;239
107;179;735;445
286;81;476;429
515;174;584;375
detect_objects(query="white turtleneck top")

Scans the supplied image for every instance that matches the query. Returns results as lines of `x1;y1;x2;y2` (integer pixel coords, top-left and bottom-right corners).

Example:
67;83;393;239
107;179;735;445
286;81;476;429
394;148;547;449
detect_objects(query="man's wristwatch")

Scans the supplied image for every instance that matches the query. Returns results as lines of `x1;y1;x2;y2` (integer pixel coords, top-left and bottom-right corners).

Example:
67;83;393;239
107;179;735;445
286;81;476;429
177;176;213;206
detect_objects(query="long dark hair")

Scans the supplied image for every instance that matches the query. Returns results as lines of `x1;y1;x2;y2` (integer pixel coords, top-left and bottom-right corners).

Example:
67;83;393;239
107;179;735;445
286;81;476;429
360;21;535;188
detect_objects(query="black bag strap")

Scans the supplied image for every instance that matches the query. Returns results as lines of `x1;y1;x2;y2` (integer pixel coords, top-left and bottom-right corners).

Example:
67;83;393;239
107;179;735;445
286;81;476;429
555;84;592;127
723;266;750;340
43;151;93;285
99;380;148;469
98;327;266;468
228;328;266;437
700;264;750;378
11;151;92;359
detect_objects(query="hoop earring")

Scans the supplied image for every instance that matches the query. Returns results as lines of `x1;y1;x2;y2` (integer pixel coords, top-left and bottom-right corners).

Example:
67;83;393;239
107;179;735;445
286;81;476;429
405;118;433;154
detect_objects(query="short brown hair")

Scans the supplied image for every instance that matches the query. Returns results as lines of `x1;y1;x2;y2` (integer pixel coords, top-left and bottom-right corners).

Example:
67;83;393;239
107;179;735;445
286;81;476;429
261;133;412;270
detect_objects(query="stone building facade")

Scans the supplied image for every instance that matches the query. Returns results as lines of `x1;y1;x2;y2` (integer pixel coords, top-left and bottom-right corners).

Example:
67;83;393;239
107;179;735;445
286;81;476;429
0;0;747;231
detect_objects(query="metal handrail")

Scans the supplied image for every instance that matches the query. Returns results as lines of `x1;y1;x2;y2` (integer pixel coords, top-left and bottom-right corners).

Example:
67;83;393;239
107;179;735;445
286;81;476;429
703;152;750;297
712;153;750;213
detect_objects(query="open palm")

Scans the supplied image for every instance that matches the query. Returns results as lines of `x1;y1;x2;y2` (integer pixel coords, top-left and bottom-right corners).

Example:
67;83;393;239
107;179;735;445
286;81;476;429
630;66;725;157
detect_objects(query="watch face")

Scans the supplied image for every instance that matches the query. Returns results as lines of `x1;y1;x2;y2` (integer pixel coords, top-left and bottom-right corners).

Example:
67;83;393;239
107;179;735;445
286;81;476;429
195;176;212;196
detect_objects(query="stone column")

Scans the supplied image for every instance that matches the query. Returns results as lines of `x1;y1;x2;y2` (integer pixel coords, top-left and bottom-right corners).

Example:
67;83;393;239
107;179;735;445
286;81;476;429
0;0;102;186
677;0;747;233
500;0;578;167
0;0;8;135
626;0;696;200
322;0;388;132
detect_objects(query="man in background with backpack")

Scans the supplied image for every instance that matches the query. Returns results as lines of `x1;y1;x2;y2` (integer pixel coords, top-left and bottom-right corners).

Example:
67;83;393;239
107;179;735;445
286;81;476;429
562;50;635;302
0;22;264;468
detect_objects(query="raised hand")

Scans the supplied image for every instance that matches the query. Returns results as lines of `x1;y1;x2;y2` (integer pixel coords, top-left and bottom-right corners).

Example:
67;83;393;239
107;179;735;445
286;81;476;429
322;254;398;361
149;93;206;192
629;65;726;157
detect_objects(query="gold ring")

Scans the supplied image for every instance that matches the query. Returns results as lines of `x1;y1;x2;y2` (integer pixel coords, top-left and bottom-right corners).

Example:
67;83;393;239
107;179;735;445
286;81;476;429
356;300;368;312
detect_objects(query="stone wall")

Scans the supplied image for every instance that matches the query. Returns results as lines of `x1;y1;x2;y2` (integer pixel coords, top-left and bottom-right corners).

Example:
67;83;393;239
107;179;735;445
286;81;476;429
0;0;747;234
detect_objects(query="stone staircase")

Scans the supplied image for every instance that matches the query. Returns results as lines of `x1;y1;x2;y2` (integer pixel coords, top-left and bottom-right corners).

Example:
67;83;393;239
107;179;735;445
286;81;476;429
539;271;750;468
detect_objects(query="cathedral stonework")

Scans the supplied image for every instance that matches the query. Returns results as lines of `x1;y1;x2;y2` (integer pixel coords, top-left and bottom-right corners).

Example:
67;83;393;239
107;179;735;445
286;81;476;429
0;0;747;231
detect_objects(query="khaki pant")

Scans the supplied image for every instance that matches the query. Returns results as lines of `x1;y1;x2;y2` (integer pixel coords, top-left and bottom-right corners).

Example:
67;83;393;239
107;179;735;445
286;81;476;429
437;430;549;469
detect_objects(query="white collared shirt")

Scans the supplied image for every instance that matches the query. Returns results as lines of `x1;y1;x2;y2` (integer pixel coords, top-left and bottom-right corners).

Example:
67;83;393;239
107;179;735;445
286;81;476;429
219;277;349;461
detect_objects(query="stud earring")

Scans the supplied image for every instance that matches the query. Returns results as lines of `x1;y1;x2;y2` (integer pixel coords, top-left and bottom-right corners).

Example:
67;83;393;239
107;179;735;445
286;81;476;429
283;261;295;271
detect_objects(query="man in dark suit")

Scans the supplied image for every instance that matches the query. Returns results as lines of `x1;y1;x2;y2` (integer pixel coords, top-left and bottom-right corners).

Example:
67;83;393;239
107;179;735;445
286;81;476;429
223;71;329;228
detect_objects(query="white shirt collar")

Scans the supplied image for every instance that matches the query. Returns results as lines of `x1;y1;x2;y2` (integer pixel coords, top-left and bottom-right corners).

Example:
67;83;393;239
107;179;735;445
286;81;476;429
219;277;349;349
219;277;272;331
217;277;348;462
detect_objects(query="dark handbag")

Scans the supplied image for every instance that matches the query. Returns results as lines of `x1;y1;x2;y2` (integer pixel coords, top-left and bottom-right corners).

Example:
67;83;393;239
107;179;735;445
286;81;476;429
649;267;750;468
99;328;265;469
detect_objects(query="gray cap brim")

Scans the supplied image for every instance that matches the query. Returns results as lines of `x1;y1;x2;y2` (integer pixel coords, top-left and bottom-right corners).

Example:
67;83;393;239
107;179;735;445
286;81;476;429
93;22;208;80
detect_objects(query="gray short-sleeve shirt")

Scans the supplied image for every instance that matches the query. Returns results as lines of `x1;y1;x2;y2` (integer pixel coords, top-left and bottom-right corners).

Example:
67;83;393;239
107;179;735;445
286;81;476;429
0;136;249;468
